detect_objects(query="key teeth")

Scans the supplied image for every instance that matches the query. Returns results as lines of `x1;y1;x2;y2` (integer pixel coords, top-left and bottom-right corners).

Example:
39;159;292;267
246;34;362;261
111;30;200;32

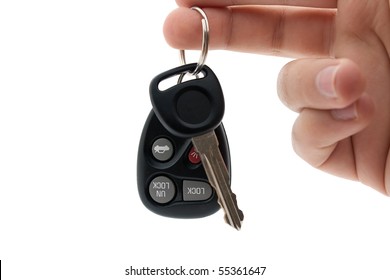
231;193;244;221
224;210;244;223
238;210;244;221
217;194;244;231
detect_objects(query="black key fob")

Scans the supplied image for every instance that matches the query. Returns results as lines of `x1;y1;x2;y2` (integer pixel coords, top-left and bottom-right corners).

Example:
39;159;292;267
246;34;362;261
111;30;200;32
137;110;231;219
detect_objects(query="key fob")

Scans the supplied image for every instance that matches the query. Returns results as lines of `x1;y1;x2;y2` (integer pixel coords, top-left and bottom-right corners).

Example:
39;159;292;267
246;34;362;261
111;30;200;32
137;110;231;219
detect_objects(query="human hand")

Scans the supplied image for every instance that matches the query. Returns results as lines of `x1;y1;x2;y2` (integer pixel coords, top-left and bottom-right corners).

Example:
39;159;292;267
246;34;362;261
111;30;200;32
163;0;390;195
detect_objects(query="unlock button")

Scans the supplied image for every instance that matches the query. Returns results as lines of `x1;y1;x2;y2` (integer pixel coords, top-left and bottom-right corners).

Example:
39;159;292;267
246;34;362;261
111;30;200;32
183;181;213;201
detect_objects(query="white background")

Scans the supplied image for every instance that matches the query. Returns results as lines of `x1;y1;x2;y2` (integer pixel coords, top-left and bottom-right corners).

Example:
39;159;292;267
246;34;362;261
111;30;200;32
1;1;390;279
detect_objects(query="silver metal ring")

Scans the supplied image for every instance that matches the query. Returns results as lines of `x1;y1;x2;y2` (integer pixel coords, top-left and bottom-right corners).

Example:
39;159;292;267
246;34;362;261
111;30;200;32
179;6;209;76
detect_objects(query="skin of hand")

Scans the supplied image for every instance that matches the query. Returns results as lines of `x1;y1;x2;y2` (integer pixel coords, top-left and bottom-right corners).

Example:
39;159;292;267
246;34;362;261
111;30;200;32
163;0;390;195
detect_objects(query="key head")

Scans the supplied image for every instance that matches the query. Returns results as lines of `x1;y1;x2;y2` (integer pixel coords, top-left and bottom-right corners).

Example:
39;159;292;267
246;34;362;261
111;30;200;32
150;63;224;138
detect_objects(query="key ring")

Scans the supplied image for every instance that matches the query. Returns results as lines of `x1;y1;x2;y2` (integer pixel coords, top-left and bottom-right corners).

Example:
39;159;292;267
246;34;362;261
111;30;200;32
179;6;210;76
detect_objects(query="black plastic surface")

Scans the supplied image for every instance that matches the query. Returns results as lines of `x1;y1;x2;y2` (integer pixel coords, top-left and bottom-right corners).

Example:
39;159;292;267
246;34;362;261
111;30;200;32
150;63;225;138
137;110;231;219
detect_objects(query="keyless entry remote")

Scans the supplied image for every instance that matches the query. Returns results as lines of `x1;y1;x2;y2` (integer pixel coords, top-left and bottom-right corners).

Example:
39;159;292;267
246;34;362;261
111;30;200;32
137;6;243;228
137;109;231;218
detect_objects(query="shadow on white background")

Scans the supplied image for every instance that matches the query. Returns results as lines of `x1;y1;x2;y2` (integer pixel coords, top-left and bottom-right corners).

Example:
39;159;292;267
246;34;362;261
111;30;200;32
1;1;389;279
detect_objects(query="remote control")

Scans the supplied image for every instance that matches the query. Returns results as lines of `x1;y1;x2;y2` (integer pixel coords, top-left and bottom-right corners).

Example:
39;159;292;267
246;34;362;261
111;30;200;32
137;109;231;219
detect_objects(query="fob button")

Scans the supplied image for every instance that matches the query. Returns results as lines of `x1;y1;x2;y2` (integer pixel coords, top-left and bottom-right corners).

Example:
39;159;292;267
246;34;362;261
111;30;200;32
177;89;211;124
188;146;201;165
183;180;212;201
152;138;174;162
149;176;176;204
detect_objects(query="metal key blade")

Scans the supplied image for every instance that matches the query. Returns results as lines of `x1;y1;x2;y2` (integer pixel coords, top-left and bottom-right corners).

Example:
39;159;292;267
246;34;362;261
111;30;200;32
202;155;243;229
192;131;244;230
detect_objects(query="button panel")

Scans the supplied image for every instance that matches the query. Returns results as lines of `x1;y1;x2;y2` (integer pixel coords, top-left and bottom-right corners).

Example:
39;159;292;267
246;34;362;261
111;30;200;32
137;110;231;218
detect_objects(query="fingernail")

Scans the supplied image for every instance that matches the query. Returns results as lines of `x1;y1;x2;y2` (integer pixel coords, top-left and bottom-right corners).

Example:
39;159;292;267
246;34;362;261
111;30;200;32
316;65;339;98
331;103;358;120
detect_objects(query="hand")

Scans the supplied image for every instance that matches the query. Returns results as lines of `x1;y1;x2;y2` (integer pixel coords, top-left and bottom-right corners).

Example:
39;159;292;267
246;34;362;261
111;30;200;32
163;0;390;195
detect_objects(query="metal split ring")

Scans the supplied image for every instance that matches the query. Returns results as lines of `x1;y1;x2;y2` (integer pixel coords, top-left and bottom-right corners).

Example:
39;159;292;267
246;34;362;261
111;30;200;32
179;6;210;77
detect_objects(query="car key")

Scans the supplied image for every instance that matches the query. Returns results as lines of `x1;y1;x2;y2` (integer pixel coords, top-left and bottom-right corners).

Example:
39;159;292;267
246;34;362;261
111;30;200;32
137;109;231;219
150;63;244;230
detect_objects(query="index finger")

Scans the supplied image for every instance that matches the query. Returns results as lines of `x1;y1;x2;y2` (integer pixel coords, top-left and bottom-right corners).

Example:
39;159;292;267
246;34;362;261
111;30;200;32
176;0;337;9
164;6;335;57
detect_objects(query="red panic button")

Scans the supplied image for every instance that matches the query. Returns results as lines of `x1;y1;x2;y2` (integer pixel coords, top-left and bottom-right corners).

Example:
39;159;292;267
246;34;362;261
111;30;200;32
188;146;201;165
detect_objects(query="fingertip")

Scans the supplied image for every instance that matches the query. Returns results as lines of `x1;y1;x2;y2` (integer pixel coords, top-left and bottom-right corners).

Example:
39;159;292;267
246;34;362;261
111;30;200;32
163;8;191;49
335;59;366;105
175;0;191;7
163;8;203;50
330;93;375;122
164;7;232;51
291;93;375;168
